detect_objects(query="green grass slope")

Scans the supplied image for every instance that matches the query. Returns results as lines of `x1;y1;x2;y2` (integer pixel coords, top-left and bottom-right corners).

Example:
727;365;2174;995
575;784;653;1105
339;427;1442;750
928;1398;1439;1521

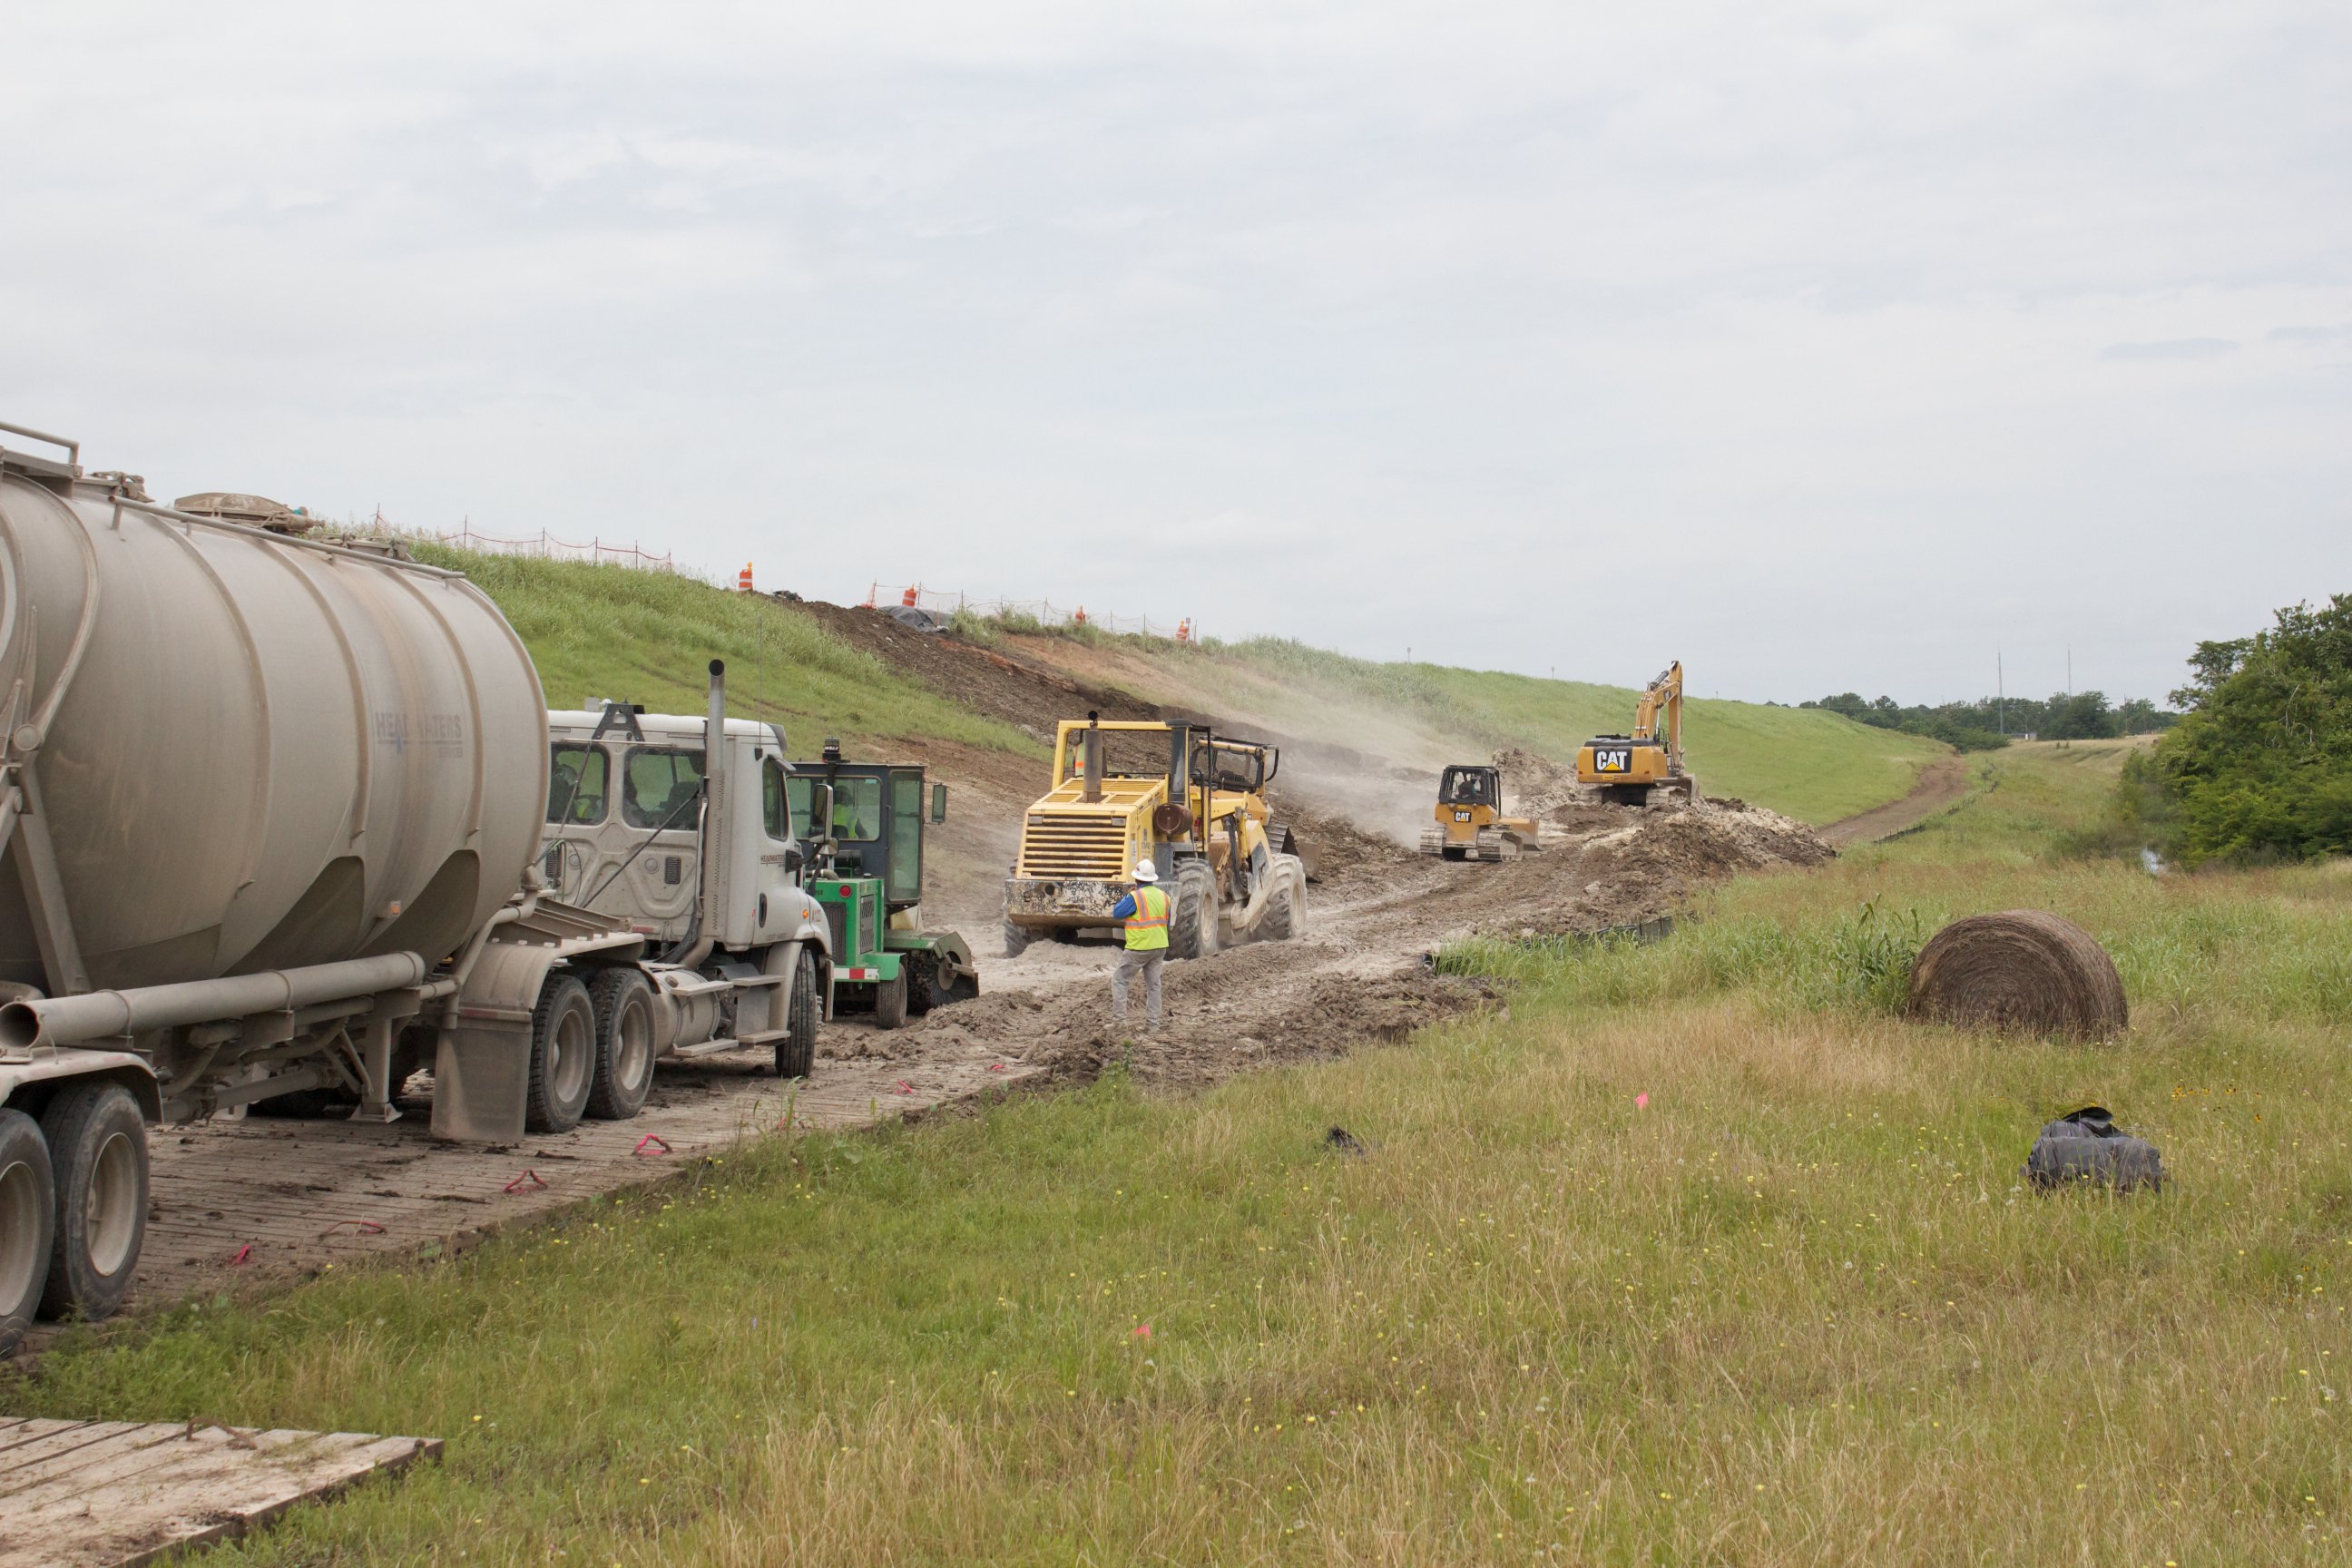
418;549;1034;754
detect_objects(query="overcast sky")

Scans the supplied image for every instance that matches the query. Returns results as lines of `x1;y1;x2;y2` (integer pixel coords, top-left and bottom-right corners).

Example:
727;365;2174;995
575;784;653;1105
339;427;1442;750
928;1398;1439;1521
5;2;2346;703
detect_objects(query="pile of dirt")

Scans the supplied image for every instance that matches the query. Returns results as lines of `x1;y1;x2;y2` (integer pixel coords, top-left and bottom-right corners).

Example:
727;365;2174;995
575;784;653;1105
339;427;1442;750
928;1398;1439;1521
1493;745;1584;818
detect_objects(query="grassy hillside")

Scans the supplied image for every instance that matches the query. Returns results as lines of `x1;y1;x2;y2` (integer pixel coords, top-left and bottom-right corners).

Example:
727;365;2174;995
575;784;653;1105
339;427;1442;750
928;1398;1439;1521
428;555;1934;824
21;739;2348;1564
421;548;1035;755
1073;634;1945;825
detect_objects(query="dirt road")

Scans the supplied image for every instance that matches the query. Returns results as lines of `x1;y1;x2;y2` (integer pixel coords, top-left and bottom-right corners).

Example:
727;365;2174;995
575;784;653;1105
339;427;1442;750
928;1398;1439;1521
1820;754;1970;847
75;608;1840;1328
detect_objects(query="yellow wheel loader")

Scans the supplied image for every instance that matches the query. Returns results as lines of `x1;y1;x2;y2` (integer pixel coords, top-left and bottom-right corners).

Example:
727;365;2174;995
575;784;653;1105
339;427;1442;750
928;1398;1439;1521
1577;661;1698;805
1002;715;1308;960
1418;764;1544;861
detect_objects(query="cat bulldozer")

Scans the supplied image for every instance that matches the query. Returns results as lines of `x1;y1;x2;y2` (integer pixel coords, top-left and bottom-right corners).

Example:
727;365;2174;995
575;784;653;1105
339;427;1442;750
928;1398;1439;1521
1002;715;1308;960
1577;661;1698;805
1419;764;1544;861
785;741;980;1028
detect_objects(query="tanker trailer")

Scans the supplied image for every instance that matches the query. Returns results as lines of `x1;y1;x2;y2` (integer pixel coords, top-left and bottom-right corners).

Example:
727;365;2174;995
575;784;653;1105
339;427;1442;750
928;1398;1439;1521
0;421;830;1354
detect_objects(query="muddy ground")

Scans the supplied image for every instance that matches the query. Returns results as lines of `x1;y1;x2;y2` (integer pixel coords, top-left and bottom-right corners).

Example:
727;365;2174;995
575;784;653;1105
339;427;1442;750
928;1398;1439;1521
799;603;1834;1094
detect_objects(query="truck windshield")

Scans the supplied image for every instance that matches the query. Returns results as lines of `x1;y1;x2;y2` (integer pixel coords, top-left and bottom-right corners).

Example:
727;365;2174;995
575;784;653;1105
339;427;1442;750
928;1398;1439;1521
622;748;705;830
547;744;609;824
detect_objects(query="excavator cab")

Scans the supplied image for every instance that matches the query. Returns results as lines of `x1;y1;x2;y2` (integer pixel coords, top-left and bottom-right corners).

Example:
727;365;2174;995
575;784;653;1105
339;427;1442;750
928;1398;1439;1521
1578;661;1698;805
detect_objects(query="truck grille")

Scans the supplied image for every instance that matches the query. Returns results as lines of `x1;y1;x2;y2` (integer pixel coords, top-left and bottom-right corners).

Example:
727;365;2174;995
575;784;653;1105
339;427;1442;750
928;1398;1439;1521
1018;812;1129;877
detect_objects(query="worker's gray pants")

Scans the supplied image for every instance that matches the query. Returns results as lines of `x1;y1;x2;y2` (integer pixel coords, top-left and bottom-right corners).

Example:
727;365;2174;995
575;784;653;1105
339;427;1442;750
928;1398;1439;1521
1111;949;1165;1031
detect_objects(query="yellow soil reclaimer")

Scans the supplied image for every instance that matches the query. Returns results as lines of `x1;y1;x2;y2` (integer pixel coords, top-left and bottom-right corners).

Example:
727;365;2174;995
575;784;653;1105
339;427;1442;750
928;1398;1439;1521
1001;715;1308;960
1576;661;1698;805
1418;765;1544;861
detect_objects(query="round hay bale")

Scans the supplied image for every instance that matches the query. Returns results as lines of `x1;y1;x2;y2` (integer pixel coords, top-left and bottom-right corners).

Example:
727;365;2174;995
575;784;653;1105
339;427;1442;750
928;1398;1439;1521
1906;910;2127;1039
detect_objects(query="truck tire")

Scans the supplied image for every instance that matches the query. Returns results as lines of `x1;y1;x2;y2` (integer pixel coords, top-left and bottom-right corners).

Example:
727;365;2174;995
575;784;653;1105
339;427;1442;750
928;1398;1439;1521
775;948;818;1080
584;968;658;1122
872;971;909;1031
904;953;937;1015
37;1083;146;1324
525;973;597;1134
1001;917;1030;958
0;1111;54;1357
1170;863;1218;961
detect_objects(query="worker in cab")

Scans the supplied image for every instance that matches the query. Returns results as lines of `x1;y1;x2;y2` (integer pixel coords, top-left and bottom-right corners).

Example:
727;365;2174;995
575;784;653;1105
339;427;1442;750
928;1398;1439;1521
1108;858;1170;1032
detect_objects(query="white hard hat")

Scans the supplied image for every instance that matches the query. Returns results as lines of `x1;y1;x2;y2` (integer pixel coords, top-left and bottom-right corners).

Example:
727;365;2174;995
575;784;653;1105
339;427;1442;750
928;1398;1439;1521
1132;858;1160;883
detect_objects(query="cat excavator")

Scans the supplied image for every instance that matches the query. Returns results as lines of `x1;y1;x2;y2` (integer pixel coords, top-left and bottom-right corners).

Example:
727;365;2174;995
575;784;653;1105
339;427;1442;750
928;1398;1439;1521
1577;661;1697;805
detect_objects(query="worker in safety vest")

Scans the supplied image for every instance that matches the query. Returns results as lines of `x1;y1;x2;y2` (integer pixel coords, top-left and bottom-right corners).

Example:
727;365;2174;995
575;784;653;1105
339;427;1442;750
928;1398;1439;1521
1108;858;1171;1031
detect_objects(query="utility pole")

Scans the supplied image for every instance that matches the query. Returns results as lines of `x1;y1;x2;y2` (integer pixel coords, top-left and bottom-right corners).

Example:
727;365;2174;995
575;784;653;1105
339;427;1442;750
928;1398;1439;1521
1998;650;2005;736
2066;645;2073;696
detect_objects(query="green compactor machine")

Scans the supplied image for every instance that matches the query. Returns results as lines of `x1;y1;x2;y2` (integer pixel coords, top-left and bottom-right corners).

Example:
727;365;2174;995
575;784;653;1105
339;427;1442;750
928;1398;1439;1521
787;740;979;1029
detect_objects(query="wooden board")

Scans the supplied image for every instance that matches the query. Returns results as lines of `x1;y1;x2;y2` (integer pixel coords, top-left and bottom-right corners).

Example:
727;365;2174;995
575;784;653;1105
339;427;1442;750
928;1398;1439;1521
0;1417;437;1567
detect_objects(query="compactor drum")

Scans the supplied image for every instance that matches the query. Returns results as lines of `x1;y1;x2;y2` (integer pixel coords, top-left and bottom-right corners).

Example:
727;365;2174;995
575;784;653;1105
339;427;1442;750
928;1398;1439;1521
1418;765;1544;861
1002;716;1307;959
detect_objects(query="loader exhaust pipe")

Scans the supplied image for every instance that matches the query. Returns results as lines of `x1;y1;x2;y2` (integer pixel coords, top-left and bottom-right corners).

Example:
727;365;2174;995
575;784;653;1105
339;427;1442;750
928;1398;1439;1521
1082;710;1102;804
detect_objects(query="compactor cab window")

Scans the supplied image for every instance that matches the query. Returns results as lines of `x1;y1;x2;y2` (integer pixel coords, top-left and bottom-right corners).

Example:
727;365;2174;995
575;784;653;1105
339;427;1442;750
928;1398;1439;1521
547;744;609;825
887;770;924;903
828;776;885;841
622;747;706;830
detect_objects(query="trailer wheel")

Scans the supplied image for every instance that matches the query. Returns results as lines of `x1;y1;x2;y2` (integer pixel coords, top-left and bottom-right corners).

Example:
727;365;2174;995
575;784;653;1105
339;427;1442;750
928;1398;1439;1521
525;973;597;1134
584;969;657;1121
37;1083;147;1324
0;1111;54;1356
775;948;817;1080
872;971;909;1031
904;954;936;1015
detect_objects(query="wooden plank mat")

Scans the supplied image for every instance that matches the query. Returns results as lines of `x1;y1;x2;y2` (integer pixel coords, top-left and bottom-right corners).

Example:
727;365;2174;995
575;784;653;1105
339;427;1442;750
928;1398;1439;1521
0;1419;437;1567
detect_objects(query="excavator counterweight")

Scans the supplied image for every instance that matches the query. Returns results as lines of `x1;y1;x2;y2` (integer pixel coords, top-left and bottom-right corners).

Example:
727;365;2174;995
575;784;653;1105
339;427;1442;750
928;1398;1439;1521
1576;661;1697;806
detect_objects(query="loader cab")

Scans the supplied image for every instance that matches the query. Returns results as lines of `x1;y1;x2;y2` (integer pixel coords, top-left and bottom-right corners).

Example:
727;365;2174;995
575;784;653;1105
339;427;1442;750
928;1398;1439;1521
1188;737;1278;796
785;748;946;911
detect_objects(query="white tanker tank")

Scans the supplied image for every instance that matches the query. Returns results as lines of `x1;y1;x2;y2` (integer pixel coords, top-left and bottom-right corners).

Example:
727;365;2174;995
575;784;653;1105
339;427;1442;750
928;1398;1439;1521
0;422;834;1355
0;431;547;995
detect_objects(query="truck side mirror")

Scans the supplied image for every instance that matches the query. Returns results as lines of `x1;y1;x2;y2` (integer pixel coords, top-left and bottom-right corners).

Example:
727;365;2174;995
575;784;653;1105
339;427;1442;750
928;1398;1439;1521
807;782;835;836
931;782;947;824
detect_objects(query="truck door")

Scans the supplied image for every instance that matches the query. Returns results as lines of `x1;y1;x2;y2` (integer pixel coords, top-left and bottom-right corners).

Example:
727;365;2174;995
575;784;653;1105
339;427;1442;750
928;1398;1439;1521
543;741;612;895
612;745;704;929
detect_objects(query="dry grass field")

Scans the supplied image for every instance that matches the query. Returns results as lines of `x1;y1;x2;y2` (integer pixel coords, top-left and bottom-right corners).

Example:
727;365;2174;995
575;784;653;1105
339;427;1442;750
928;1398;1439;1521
10;741;2348;1564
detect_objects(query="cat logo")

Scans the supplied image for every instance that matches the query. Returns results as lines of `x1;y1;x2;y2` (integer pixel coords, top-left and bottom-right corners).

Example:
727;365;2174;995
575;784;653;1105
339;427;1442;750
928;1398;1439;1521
1594;748;1632;773
1453;809;1472;822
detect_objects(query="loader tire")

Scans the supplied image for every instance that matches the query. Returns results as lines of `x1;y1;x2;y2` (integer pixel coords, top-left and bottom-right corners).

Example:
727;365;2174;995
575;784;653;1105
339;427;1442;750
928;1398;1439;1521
583;968;657;1122
1170;862;1218;960
525;973;597;1135
1001;917;1031;958
1262;879;1298;942
0;1110;54;1356
775;947;818;1080
873;971;910;1031
37;1082;146;1325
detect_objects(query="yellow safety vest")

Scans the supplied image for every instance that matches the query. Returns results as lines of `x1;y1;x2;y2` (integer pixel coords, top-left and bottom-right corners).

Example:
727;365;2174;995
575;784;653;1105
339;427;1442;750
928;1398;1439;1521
1124;884;1171;952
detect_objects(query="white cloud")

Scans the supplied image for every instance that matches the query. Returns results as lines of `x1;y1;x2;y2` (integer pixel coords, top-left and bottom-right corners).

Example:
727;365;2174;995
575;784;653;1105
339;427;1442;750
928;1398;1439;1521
4;0;2347;703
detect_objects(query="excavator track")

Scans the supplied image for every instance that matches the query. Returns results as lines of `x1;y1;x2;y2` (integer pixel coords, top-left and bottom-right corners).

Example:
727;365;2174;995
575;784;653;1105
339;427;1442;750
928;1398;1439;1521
1418;825;1446;858
1475;828;1512;863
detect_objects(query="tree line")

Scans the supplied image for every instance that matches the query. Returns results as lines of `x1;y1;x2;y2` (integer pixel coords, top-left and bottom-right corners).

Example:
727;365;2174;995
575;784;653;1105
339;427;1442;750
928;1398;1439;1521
1798;690;2179;752
2124;593;2352;866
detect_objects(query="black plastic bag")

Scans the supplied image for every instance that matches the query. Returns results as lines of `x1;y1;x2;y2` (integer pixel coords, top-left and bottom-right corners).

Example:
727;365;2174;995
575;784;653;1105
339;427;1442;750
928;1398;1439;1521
2023;1105;2164;1192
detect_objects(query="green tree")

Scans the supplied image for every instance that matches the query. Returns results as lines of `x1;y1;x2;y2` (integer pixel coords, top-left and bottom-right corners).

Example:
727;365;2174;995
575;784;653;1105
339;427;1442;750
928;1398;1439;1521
2132;594;2352;864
